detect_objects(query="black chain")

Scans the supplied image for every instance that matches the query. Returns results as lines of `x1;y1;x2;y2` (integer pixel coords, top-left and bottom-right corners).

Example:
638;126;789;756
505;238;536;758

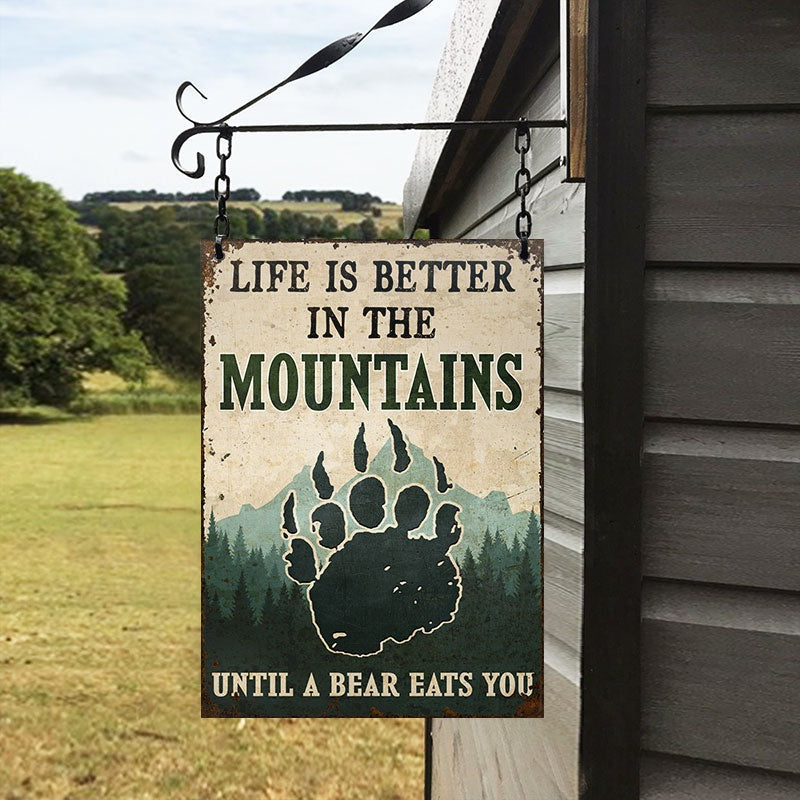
213;126;232;261
514;119;532;261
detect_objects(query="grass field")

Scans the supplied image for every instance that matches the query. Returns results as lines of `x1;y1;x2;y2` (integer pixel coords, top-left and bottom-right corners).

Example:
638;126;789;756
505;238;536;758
110;201;404;233
0;415;423;799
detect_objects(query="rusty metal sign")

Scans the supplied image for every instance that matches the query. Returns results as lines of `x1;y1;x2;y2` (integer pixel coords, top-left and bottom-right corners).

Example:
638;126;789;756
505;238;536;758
202;239;543;717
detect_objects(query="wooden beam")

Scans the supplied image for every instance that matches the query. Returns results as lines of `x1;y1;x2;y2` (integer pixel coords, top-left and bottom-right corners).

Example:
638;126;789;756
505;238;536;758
567;0;588;179
581;0;646;795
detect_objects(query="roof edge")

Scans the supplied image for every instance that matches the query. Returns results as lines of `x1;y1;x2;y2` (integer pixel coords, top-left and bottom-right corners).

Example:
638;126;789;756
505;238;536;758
403;0;504;234
403;0;547;234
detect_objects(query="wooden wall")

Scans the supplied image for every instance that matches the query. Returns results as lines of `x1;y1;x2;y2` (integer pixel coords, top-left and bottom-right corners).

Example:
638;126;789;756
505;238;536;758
641;0;800;795
423;55;585;799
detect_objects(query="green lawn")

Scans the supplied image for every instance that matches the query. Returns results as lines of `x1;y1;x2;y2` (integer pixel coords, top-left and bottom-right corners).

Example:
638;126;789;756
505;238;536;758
0;415;423;799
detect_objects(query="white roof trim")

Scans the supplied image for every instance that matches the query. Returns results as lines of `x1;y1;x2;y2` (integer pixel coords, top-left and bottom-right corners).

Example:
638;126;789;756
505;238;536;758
403;0;504;234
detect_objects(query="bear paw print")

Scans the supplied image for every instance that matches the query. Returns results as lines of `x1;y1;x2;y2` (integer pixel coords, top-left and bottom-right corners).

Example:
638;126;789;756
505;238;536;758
281;420;463;657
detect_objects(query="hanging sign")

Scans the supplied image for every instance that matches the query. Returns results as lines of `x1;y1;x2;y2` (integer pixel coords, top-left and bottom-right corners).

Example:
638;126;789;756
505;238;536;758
202;239;543;717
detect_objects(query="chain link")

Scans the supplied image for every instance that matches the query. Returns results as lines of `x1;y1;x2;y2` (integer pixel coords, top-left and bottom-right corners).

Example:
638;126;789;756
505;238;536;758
213;126;233;261
514;119;532;260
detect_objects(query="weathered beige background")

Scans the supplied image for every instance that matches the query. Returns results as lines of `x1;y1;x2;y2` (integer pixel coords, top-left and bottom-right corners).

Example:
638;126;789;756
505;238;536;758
203;240;542;521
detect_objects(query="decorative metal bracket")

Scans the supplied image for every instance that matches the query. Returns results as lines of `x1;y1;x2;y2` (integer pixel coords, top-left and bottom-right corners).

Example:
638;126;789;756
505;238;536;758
170;0;568;259
174;0;435;178
171;0;566;178
176;0;436;128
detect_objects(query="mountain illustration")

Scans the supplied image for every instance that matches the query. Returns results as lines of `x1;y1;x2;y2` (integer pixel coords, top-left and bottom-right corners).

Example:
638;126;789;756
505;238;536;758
215;434;539;564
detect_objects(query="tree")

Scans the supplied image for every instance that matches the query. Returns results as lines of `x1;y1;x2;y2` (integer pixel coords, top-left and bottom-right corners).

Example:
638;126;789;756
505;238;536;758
477;529;496;586
204;511;220;580
205;590;225;628
262;208;281;238
359;217;378;241
231;526;249;569
206;529;236;614
259;586;275;629
506;534;524;595
524;512;542;562
457;548;480;618
229;569;256;629
265;543;285;593
244;546;268;622
123;260;202;376
0;169;149;407
88;203;205;376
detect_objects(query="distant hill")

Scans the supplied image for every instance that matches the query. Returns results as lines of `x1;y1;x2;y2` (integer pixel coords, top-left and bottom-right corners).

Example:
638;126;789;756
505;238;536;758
215;433;538;564
108;199;404;233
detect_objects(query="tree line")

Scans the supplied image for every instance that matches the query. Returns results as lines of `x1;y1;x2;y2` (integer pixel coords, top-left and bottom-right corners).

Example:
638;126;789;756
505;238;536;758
281;189;383;211
204;511;541;627
80;188;385;210
81;188;261;203
203;511;542;715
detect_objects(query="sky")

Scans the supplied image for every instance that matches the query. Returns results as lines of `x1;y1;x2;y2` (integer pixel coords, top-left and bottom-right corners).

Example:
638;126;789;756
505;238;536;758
0;0;459;202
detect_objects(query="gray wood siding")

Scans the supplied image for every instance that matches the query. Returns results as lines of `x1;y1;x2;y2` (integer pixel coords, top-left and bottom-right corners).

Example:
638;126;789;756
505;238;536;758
646;113;800;264
643;423;800;592
463;170;585;269
647;0;800;107
641;583;800;773
428;57;585;797
643;0;800;792
642;753;800;800
442;61;561;239
644;269;800;425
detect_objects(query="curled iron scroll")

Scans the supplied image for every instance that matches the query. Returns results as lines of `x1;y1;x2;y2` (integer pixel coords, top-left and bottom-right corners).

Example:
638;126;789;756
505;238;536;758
173;0;435;178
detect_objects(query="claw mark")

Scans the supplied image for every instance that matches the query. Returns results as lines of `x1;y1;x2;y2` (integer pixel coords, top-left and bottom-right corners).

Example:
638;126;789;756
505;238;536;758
433;457;453;493
354;422;368;473
284;538;317;584
313;451;334;499
281;491;297;537
388;419;411;473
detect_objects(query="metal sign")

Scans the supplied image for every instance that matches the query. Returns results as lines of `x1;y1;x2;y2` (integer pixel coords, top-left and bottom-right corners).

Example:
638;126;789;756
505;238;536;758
202;239;543;717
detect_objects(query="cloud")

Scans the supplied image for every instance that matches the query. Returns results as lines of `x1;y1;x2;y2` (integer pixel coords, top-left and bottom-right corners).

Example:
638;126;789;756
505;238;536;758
0;0;461;201
51;71;156;99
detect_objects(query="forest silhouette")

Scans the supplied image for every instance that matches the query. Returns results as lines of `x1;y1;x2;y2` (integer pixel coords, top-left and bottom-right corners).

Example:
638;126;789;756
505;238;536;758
203;511;542;716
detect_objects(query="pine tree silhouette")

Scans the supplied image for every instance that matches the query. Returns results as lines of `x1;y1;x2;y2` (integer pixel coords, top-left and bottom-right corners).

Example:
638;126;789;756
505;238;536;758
490;530;515;594
524;512;541;558
260;585;275;625
477;529;495;585
244;546;268;622
506;534;524;595
203;517;239;615
229;569;256;631
231;525;249;570
204;513;220;607
272;581;292;657
455;547;479;630
215;530;237;614
265;543;287;594
206;590;225;628
515;547;541;650
206;511;218;549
